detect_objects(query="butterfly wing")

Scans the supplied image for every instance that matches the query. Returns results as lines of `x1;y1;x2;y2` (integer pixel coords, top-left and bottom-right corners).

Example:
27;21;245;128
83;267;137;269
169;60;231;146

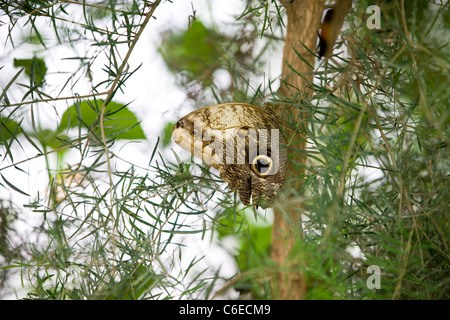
172;103;287;208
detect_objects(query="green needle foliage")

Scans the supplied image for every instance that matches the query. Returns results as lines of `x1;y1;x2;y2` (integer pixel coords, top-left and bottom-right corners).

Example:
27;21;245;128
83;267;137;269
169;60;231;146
0;0;449;300
297;0;449;299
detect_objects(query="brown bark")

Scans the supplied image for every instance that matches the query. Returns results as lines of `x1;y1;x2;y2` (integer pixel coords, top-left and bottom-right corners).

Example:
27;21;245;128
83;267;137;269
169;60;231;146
271;0;325;300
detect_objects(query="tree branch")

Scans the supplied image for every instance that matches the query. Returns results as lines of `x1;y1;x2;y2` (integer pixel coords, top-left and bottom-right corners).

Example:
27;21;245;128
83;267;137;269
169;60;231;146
271;0;325;300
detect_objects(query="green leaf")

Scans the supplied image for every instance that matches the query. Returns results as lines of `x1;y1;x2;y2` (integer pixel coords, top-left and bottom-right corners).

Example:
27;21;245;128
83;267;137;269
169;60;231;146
0;117;22;142
161;122;174;147
58;100;146;140
159;20;222;84
234;222;272;273
32;128;69;163
13;57;47;86
216;207;246;238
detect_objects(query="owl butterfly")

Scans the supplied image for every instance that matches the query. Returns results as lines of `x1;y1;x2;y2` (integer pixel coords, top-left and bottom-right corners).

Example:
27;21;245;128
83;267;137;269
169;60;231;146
172;103;287;208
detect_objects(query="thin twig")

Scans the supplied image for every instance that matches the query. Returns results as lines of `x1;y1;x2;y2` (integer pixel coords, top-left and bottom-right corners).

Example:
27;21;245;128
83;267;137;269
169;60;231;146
0;92;108;108
0;141;81;172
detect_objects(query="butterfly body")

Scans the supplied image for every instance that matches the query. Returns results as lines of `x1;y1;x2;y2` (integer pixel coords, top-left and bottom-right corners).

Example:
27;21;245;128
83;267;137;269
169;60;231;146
172;103;287;208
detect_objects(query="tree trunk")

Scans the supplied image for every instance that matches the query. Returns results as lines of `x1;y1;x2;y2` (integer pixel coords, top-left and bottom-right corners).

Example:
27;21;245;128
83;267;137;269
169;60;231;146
271;0;325;300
